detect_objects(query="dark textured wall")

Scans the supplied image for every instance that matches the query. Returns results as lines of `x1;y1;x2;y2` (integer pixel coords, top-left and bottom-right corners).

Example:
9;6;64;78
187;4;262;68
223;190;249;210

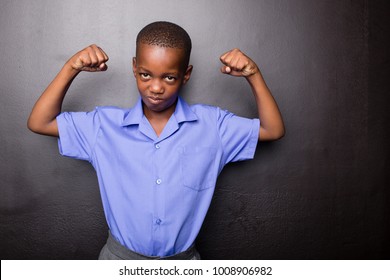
0;0;388;259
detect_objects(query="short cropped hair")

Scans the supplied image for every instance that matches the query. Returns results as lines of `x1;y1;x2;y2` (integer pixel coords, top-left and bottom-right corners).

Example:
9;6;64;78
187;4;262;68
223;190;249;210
136;21;192;67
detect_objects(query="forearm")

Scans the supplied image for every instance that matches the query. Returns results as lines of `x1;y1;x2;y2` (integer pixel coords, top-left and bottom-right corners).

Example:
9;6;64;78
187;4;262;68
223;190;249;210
27;64;80;136
219;48;285;141
246;72;285;141
28;44;108;137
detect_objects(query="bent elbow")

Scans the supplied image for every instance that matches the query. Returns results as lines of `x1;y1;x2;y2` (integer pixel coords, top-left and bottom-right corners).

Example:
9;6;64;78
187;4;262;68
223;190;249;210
270;129;285;141
260;126;285;141
27;117;58;137
276;126;285;140
27;118;41;134
273;121;286;140
27;117;36;132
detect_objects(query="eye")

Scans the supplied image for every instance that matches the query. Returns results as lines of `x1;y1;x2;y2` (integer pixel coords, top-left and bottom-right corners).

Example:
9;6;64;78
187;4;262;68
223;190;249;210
164;76;176;82
139;73;151;79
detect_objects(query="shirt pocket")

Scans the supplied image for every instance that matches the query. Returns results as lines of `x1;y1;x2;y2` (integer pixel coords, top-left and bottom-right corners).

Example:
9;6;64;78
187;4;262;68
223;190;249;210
179;146;218;191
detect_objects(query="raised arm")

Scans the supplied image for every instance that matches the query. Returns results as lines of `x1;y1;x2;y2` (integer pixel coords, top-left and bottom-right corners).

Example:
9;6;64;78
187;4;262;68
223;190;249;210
27;44;109;137
220;48;285;141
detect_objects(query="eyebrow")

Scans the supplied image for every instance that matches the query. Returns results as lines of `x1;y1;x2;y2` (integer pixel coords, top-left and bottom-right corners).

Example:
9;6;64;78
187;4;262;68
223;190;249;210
137;67;179;76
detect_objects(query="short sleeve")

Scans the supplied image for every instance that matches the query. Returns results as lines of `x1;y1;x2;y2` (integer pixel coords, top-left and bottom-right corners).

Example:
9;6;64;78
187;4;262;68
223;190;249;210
217;108;260;164
56;110;101;161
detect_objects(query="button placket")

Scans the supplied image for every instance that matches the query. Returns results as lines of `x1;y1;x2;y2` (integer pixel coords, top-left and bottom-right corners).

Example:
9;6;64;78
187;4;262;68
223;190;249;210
154;142;162;185
153;140;163;248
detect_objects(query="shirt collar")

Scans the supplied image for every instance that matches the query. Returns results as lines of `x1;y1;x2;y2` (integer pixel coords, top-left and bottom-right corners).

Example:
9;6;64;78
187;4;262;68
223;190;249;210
121;96;198;127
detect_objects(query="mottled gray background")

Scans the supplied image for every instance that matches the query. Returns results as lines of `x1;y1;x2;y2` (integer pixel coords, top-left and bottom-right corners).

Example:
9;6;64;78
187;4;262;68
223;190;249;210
0;0;388;259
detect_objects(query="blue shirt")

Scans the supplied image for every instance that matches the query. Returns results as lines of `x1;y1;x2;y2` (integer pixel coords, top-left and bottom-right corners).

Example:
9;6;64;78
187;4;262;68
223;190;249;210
57;96;259;257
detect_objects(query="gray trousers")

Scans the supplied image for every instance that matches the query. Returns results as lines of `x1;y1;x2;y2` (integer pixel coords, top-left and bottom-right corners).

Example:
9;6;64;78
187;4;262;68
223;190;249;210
98;231;201;260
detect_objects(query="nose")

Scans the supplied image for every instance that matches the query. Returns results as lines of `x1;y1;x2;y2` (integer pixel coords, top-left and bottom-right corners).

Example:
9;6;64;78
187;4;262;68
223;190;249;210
149;78;164;94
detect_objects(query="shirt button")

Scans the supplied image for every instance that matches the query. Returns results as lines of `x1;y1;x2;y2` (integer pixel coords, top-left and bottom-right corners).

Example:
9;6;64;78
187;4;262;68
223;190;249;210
155;144;160;149
156;219;162;225
156;179;162;185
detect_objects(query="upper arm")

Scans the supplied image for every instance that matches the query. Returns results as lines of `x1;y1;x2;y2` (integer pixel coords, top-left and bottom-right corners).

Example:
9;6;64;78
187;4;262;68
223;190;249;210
259;125;285;141
27;118;59;137
56;110;101;161
217;108;259;163
45;119;59;137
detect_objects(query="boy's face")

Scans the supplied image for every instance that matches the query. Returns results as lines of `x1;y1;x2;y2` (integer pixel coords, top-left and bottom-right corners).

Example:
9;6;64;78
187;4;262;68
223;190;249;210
133;43;192;114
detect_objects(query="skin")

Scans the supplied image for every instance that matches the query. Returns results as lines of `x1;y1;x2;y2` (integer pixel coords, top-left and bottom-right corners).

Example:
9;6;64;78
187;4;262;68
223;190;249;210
28;44;284;141
219;48;285;140
27;44;109;137
132;43;193;136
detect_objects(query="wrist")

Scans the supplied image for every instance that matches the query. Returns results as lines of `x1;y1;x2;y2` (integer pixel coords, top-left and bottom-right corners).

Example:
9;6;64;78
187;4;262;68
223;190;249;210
245;71;263;85
62;61;81;78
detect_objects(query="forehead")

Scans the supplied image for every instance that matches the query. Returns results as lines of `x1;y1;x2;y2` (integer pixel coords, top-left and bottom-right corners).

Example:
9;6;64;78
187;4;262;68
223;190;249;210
136;43;186;71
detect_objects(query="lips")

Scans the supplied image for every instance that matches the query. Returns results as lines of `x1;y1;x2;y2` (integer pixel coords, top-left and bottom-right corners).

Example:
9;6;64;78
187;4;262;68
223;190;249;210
147;96;164;104
148;96;162;101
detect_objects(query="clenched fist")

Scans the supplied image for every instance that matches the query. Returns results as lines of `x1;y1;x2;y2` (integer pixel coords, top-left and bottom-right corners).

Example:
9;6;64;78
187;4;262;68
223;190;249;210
220;48;258;77
67;44;109;72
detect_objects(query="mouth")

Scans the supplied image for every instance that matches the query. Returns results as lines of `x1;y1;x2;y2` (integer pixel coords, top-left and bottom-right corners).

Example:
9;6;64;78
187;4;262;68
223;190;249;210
148;95;162;100
147;96;164;104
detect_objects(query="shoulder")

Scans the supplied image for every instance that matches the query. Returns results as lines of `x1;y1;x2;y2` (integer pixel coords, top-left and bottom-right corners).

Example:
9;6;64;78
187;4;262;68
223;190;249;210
95;106;128;115
189;103;233;121
94;106;129;124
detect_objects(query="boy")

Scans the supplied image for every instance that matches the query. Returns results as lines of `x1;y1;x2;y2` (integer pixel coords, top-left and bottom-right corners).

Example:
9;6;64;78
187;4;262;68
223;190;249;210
28;21;284;259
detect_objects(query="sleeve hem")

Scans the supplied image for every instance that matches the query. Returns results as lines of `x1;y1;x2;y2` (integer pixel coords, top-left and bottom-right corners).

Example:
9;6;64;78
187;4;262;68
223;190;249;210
244;118;260;160
56;113;92;161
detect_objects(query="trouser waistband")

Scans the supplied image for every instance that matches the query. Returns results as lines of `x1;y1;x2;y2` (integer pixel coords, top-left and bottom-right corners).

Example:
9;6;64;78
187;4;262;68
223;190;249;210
105;231;199;260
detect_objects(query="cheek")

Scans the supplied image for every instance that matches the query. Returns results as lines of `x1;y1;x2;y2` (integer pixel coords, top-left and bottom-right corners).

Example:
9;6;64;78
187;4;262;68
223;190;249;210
165;85;181;96
168;81;183;91
136;80;147;91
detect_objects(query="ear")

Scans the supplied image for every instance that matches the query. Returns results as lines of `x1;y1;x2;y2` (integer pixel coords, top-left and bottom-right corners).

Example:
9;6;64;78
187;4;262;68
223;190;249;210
182;65;193;85
132;57;137;77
